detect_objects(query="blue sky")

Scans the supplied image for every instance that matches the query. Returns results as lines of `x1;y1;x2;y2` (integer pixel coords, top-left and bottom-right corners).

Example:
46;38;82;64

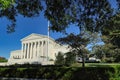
0;0;117;59
0;11;80;59
0;13;48;58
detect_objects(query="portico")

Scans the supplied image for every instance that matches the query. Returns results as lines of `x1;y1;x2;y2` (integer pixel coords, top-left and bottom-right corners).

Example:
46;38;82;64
22;41;48;60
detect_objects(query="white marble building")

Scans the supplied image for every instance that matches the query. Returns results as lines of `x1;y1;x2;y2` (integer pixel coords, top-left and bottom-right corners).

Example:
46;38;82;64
8;33;69;65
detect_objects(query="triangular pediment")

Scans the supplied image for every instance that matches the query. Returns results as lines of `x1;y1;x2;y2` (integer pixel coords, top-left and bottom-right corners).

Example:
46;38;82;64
21;33;47;41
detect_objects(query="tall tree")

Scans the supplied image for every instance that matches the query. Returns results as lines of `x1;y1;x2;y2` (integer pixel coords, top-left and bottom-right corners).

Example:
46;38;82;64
102;13;120;51
57;33;89;67
101;13;120;62
0;0;117;33
102;13;120;48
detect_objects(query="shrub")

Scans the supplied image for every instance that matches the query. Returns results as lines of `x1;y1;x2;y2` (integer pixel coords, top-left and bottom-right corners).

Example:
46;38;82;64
0;65;119;80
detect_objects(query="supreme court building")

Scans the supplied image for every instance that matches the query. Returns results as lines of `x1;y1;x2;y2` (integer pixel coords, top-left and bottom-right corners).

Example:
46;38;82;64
8;33;69;65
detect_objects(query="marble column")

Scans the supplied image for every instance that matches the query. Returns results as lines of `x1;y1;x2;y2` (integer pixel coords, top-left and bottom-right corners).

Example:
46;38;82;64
46;41;49;61
27;43;30;59
21;43;24;59
38;41;40;58
36;42;38;58
31;42;33;59
40;41;42;57
39;41;41;58
26;43;28;59
43;41;45;61
45;41;47;61
37;41;39;58
35;42;37;58
24;43;27;59
32;42;34;58
30;43;32;59
41;41;44;58
33;42;36;58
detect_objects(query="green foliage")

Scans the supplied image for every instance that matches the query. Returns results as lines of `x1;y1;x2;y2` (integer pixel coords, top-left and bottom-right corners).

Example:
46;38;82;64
57;33;89;49
55;52;65;65
102;13;120;48
113;48;120;62
0;0;14;9
55;52;77;66
0;57;7;62
0;66;118;80
107;66;120;80
16;0;43;17
100;14;120;62
45;0;113;33
93;46;104;59
94;44;120;63
57;33;89;67
62;68;74;80
64;52;76;66
0;0;119;33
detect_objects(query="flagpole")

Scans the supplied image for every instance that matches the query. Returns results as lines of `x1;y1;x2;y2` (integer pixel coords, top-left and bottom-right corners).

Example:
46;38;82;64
47;21;50;61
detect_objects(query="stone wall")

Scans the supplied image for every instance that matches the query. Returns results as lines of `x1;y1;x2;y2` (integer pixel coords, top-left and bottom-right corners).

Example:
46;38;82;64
0;63;7;66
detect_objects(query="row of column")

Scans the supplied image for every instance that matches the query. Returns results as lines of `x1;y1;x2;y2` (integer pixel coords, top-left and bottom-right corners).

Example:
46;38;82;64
21;41;48;60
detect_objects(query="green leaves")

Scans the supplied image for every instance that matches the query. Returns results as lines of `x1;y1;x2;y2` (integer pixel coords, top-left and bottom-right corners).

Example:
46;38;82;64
16;0;43;17
57;33;89;49
0;0;14;10
0;0;119;34
0;56;7;62
102;13;120;48
55;52;65;65
45;0;114;33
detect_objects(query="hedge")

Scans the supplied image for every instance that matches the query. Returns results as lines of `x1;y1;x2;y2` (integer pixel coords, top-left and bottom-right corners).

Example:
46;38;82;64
0;65;119;80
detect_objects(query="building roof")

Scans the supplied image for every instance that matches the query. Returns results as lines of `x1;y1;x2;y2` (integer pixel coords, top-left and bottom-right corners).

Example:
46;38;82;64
11;50;21;54
21;33;55;41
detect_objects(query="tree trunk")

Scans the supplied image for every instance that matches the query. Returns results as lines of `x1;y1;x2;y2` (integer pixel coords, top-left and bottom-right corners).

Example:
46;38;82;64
82;54;85;67
81;45;85;67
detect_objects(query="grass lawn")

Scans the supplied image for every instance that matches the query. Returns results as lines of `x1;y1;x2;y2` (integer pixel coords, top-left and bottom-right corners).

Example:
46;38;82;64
71;63;120;67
